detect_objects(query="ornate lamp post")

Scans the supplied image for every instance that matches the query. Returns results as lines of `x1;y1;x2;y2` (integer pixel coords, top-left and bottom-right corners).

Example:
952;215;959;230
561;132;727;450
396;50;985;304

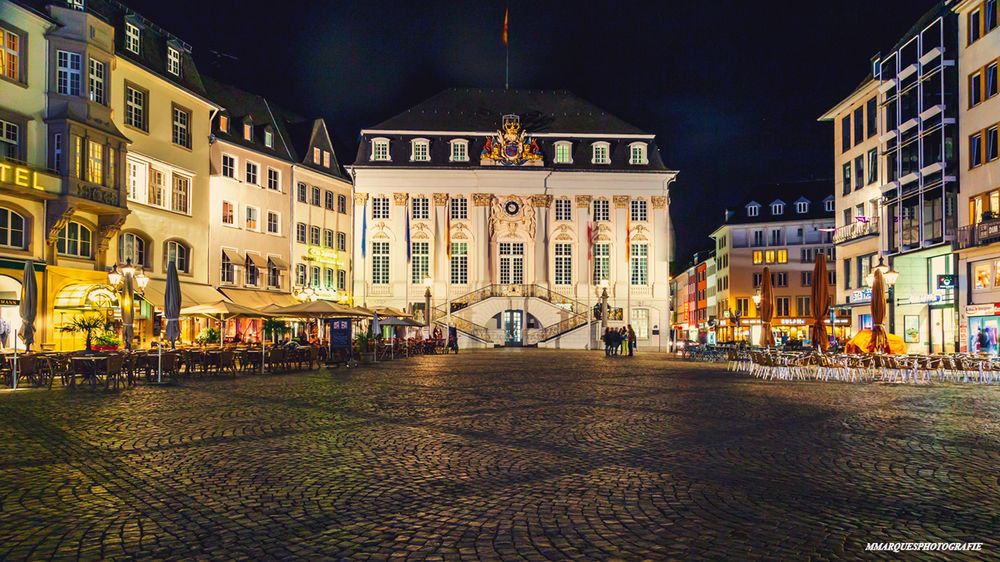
423;277;432;327
107;257;149;350
599;279;610;331
866;256;899;332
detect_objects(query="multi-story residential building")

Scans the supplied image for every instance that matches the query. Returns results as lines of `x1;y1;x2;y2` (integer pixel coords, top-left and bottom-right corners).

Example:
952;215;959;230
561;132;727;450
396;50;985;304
201;78;297;339
877;3;960;353
954;0;1000;352
820;78;882;334
705;253;718;344
288;122;352;306
669;268;691;347
351;88;676;349
668;251;716;345
711;182;848;344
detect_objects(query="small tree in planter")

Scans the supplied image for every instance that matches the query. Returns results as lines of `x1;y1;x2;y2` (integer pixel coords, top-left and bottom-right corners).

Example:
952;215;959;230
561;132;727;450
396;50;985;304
58;314;109;353
263;318;288;343
195;326;220;346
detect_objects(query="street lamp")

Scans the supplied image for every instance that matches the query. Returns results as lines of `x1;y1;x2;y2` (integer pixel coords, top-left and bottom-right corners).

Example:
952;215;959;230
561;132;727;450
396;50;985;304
751;289;762;309
599;279;609;331
865;256;898;287
107;257;147;350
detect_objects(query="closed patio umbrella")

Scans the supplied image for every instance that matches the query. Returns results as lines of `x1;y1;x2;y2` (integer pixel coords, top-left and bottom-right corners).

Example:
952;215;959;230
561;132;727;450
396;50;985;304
759;266;775;348
121;273;135;351
13;260;37;389
870;268;890;353
158;261;182;383
810;253;830;351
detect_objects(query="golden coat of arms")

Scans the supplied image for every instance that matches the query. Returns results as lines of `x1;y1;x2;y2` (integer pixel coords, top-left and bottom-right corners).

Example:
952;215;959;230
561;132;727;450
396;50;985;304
481;114;543;166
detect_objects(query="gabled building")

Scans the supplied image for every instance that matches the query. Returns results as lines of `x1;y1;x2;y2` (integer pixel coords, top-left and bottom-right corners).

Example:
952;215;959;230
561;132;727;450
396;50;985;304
711;181;847;344
350;88;677;349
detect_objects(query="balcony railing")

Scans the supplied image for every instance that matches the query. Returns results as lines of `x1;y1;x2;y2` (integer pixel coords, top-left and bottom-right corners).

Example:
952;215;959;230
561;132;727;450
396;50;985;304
833;217;879;245
954;220;1000;250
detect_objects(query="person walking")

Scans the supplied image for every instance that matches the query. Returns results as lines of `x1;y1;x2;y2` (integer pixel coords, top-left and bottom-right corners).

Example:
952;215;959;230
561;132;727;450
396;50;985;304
627;325;636;357
602;328;611;356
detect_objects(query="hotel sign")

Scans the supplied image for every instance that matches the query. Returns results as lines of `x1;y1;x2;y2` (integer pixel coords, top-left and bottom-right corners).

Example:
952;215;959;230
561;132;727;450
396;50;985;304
0;163;60;193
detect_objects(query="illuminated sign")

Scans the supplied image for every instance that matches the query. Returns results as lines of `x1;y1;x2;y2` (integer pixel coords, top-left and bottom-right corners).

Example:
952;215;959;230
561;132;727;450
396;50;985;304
0;163;59;192
850;288;872;303
936;274;956;290
304;246;344;266
967;303;1000;316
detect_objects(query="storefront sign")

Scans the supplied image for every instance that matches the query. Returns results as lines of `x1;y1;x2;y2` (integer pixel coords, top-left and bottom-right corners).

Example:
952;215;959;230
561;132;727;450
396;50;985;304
897;293;944;305
0;297;19;306
967;303;1000;317
936;274;957;290
977;219;1000;245
329;318;352;349
304;247;344;266
850;288;872;303
0;163;59;192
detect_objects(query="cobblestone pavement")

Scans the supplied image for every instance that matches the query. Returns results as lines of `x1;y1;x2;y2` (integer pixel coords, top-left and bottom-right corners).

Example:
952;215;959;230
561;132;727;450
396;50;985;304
1;350;998;560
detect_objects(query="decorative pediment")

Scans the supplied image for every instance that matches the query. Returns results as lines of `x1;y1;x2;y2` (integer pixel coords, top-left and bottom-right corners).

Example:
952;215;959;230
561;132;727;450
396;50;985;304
554;233;574;241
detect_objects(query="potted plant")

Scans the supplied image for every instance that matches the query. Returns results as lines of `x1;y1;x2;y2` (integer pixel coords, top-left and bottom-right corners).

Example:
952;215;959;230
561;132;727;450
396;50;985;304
263;318;288;343
982;210;999;222
195;326;220;346
93;331;121;352
58;314;109;353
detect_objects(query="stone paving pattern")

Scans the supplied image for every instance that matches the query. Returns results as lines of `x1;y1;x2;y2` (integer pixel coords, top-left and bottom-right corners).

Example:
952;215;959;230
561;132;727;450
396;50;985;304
0;349;998;560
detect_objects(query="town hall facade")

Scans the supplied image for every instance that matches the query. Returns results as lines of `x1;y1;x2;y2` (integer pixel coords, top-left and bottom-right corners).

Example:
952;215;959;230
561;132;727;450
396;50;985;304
350;88;676;349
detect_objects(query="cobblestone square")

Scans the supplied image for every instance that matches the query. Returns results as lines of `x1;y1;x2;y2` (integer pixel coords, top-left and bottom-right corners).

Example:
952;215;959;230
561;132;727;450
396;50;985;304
1;349;998;560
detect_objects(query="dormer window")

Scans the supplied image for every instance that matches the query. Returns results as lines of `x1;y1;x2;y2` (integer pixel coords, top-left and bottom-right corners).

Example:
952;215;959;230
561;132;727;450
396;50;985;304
264;128;273;148
411;138;430;162
218;114;229;133
166;47;180;76
242;119;252;141
125;22;141;54
824;197;835;212
747;203;760;217
449;139;469;162
628;142;648;165
592;142;610;165
554;141;573;164
313;147;321;164
322;150;331;167
67;0;84;10
771;201;784;215
795;199;809;214
371;138;390;161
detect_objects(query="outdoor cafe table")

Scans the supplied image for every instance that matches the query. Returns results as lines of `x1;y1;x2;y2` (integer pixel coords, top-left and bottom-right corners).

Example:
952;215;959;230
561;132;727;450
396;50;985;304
70;355;107;388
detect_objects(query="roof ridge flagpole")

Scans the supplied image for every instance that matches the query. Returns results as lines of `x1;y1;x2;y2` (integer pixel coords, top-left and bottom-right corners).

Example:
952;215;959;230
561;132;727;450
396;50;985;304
503;2;509;90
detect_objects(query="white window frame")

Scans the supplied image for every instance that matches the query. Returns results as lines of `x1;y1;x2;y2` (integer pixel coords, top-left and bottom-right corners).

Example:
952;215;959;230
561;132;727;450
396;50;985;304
630;199;647;222
795;200;809;214
372;241;390;284
824;198;835;212
264;129;273;148
171;173;191;214
166;240;188;273
371;138;390;161
771;202;784;215
337;231;347;251
221;153;236;179
309;225;321;246
449;139;469;162
245;205;260;232
124;22;141;54
411;197;430;220
222;200;235;226
628;142;648;165
266;167;280;191
166;46;181;76
295;222;306;243
323;229;333;248
747;204;760;217
593;199;610;222
630;243;649;285
593;243;610;283
554;243;573;286
591;141;610;165
450;197;468;220
410;138;430;162
451;242;468;284
88;58;105;104
56;50;82;96
554;141;573;164
171;105;190;148
372;196;390;219
411;241;429;284
555;198;572;221
125;84;146;130
245;161;258;186
267;209;281;236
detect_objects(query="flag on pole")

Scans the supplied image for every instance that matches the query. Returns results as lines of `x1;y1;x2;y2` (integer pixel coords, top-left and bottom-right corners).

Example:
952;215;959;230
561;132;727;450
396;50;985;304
587;222;594;260
502;6;509;45
361;200;368;258
625;207;631;263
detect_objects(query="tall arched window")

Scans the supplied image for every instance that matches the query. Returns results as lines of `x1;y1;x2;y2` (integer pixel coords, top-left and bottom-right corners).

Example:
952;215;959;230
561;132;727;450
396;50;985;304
165;240;189;273
57;221;92;258
0;208;26;249
118;232;146;266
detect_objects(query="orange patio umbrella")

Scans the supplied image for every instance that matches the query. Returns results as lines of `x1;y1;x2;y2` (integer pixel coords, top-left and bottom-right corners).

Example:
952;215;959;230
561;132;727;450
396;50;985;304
869;268;891;353
810;253;830;351
759;266;776;347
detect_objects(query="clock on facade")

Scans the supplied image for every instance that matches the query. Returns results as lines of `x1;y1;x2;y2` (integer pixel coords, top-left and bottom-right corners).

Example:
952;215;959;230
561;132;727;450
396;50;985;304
504;200;521;216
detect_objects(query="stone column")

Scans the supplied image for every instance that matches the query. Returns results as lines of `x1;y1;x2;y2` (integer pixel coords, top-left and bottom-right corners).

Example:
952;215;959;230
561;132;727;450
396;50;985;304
432;193;449;290
575;195;593;299
531;194;552;288
651;195;668;300
393;193;409;307
613;195;630;301
473;193;493;287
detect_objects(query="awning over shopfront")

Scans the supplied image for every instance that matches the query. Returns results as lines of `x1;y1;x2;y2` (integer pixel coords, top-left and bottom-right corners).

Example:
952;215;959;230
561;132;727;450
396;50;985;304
53;283;117;310
141;280;227;308
247;253;268;269
220;287;298;309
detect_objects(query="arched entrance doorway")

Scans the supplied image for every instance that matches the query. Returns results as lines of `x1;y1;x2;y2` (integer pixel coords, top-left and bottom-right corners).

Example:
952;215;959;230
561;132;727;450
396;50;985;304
0;274;23;349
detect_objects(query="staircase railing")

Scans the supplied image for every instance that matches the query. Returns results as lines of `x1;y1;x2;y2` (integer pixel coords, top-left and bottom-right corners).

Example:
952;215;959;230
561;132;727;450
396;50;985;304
524;313;592;345
429;307;492;342
445;284;591;315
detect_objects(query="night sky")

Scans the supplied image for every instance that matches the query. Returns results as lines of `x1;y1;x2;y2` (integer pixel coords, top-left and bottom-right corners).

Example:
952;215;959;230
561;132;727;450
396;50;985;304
128;0;935;268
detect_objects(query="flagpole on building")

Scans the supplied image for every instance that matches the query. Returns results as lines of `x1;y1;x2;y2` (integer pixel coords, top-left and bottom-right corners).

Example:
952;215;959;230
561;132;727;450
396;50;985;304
446;199;452;328
503;2;510;90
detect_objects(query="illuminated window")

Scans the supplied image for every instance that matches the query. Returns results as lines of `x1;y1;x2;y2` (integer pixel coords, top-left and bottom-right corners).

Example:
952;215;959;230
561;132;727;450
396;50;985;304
628;142;648;165
245;206;259;231
592;142;610;164
313;147;321;164
0;27;21;83
450;139;469;162
323;151;331;167
125;22;141;54
411;138;430;162
218;114;229;133
765;250;775;264
56;221;92;258
777;249;787;263
753;251;763;265
372;138;390;161
554;141;573;164
166;47;180;76
87;140;103;184
222;200;234;225
264;129;273;148
243;120;252;141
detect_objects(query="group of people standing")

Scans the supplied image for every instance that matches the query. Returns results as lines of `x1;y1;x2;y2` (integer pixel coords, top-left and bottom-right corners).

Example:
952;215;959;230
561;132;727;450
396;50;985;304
602;326;637;357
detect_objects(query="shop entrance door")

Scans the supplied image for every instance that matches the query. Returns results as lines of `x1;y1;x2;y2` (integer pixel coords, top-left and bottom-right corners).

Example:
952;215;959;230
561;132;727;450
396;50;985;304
929;306;956;353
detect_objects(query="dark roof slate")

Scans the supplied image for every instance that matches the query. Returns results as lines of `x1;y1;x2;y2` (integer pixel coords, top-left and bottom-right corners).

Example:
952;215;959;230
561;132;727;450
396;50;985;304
721;180;835;225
